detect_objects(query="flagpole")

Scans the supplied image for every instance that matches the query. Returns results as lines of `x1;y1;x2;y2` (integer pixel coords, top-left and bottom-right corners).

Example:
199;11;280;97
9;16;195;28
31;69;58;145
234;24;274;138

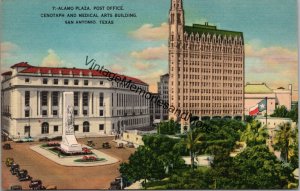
265;97;268;127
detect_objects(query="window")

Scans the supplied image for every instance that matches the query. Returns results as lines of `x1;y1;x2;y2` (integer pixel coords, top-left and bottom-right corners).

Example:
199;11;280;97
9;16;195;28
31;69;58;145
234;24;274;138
100;81;104;85
41;91;48;106
53;79;58;85
25;91;30;106
84;80;89;86
25;78;30;83
24;126;30;135
82;92;89;106
83;110;88;116
43;78;48;84
52;92;58;106
41;122;49;134
74;79;79;85
99;110;104;116
99;93;104;106
74;92;79;106
64;79;69;85
83;121;90;132
42;110;47;116
25;110;30;117
74;125;79;131
74;110;78;116
53;110;58;116
99;124;104;131
54;125;59;132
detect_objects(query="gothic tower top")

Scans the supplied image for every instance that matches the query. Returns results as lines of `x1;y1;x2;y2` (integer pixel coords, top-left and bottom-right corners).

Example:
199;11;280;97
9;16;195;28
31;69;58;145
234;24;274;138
170;0;183;11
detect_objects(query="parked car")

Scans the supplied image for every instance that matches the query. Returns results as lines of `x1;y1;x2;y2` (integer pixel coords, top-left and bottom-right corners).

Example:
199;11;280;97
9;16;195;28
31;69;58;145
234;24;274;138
87;140;95;147
116;142;124;148
3;143;12;150
29;179;43;190
10;163;20;175
17;169;32;181
102;142;111;149
10;185;22;190
21;137;33;142
44;185;57;190
126;142;134;148
39;137;50;142
5;157;14;167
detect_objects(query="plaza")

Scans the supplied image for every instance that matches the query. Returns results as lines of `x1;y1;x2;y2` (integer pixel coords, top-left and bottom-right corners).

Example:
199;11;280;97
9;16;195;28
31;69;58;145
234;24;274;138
2;137;136;190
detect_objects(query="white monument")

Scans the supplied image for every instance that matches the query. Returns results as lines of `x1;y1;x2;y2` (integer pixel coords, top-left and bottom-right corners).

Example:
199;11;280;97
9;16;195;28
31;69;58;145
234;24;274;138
60;92;82;153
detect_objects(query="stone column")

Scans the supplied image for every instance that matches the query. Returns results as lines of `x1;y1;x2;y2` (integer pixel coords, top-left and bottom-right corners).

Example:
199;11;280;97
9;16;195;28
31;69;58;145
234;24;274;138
48;91;52;117
89;92;93;116
59;92;63;117
79;92;83;116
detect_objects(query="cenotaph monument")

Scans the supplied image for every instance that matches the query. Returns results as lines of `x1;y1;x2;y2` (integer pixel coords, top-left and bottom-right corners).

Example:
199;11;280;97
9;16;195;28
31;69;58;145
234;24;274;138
60;92;82;153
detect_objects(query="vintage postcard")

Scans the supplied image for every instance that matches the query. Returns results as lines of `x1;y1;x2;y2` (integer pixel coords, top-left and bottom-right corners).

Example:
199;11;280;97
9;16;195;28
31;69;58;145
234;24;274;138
1;0;299;190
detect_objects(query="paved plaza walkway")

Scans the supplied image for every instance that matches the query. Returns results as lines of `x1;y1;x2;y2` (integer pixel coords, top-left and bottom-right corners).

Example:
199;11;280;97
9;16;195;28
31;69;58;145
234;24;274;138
30;145;119;167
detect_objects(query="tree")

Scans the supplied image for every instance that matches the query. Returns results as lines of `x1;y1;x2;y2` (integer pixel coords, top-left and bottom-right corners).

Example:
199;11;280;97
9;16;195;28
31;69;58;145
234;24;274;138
120;146;165;188
185;130;202;169
241;120;268;146
142;135;185;174
231;145;293;189
271;105;289;118
157;120;180;135
273;122;297;163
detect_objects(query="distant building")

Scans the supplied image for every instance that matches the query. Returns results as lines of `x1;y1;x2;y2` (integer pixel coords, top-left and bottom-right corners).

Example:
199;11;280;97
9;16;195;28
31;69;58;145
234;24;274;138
157;74;169;120
1;62;150;139
169;0;244;121
244;83;292;116
149;93;160;125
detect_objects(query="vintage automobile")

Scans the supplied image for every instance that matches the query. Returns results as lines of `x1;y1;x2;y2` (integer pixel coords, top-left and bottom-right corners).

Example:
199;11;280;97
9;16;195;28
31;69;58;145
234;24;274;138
102;142;111;149
29;179;43;190
10;185;22;190
17;169;32;181
21;137;34;142
10;163;20;175
6;157;14;167
116;142;124;148
87;140;95;147
43;185;57;190
3;143;12;150
126;142;134;148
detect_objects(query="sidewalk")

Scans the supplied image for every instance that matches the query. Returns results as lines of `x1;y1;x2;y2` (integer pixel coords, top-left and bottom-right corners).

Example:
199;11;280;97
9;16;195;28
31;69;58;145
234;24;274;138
30;145;119;167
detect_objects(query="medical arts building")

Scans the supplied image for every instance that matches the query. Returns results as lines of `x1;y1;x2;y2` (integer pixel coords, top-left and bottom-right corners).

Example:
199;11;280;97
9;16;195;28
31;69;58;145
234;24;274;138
169;0;244;121
1;62;150;139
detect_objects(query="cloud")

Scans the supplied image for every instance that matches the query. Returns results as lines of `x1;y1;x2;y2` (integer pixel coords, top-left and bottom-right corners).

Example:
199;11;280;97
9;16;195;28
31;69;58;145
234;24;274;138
133;61;156;71
136;70;166;93
245;43;298;100
131;45;168;60
108;64;127;73
130;23;168;41
0;41;19;64
40;49;65;67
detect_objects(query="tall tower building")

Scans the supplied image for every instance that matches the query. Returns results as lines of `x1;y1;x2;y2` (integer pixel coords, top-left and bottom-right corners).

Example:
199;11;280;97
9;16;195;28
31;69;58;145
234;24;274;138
169;0;245;121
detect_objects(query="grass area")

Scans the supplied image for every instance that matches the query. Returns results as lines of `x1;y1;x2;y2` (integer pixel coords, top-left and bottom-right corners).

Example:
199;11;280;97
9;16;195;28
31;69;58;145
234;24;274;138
74;158;106;163
145;178;169;190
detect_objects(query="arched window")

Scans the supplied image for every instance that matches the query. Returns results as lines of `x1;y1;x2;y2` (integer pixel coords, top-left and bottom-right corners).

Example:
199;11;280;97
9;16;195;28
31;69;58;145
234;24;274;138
83;121;90;132
41;122;49;134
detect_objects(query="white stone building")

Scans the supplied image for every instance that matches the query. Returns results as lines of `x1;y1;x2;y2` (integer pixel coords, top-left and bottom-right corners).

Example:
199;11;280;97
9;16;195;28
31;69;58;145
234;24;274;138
244;83;292;116
1;62;150;139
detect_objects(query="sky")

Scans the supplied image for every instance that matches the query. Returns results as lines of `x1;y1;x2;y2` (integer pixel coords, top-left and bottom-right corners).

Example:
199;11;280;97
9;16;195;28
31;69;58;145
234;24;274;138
1;0;298;100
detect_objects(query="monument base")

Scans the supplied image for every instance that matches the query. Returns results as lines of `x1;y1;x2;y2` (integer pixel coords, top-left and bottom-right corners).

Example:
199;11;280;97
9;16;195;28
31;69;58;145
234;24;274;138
60;135;82;153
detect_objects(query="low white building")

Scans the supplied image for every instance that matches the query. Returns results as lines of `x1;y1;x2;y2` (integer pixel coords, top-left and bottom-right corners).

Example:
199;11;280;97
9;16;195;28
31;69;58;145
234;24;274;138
244;83;292;116
1;62;150;139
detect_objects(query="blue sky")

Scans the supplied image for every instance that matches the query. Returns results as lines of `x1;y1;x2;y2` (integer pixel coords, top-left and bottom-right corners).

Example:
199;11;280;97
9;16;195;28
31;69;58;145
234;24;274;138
1;0;298;99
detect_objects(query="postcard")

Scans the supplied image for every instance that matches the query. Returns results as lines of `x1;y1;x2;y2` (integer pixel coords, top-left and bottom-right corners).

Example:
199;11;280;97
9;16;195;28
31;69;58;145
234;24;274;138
1;0;299;190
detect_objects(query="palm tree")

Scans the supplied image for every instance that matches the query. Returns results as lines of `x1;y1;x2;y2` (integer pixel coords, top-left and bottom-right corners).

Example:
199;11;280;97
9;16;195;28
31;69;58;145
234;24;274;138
241;120;268;146
273;122;297;162
185;129;202;169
